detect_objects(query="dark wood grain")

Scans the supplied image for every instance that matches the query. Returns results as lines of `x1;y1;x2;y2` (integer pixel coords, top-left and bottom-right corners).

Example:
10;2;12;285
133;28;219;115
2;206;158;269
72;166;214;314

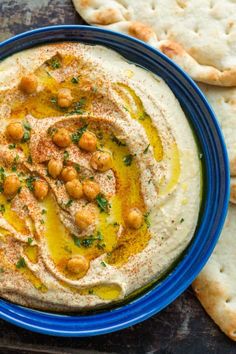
0;1;235;353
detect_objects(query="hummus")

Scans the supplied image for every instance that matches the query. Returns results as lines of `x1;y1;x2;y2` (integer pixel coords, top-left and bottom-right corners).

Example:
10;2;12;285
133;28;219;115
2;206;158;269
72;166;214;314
0;43;201;311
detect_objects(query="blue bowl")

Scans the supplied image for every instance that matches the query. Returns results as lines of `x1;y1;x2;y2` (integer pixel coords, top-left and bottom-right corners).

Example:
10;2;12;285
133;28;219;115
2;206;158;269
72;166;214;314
0;25;230;336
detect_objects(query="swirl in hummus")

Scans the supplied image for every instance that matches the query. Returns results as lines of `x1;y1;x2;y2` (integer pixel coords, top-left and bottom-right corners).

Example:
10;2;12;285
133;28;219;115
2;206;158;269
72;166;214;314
0;43;201;311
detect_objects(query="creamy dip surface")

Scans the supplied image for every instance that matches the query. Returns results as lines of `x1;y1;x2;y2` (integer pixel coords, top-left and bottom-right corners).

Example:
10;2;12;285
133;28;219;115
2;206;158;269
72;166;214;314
0;43;201;311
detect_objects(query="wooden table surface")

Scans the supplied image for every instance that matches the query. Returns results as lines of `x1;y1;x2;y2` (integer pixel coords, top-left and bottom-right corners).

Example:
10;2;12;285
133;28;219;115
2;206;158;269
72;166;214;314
0;1;235;353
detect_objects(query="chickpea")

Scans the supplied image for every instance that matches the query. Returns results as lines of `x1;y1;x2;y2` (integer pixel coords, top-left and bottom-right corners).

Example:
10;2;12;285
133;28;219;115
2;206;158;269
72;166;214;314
3;175;21;196
33;180;49;201
57;88;73;108
75;209;95;230
83;180;100;201
6;122;24;142
90;151;112;172
19;74;38;94
126;208;143;229
67;255;89;275
52;128;71;148
47;158;63;179
79;131;97;152
61;166;77;182
65;179;83;199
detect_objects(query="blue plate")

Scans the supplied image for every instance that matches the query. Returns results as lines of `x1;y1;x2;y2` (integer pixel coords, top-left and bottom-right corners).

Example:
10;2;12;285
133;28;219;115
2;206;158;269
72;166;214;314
0;25;230;337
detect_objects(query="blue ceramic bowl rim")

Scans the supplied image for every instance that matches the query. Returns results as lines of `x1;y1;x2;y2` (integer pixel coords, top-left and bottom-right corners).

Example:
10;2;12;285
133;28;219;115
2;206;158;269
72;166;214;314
0;25;230;337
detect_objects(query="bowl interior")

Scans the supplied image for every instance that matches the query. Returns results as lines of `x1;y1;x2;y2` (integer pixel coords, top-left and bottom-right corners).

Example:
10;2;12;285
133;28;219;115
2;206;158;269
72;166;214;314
0;25;229;336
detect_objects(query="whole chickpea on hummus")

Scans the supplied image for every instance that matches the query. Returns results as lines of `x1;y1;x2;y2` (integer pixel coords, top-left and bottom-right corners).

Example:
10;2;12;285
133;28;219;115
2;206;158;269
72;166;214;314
0;43;201;311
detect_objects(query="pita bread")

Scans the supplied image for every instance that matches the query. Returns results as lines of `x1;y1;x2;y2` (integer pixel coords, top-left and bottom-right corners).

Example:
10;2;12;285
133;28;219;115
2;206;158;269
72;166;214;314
199;84;236;177
73;0;236;86
193;203;236;341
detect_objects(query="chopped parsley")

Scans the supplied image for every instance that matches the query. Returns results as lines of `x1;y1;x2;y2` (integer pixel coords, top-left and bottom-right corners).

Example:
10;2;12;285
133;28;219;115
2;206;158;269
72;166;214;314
69;98;86;115
47;127;58;136
40;219;45;225
96;194;110;213
180;218;184;223
0;204;5;214
21;131;30;143
50;97;57;104
17;186;22;194
101;261;107;267
88;289;94;295
63;245;72;254
0;267;4;273
26;176;36;191
16;257;26;269
144;211;151;228
8;143;16;150
111;135;126;147
123;154;133;166
63;150;69;165
27;237;33;245
71;76;79;84
71;124;88;143
74;163;81;172
23;121;31;131
73;231;105;249
47;56;61;69
122;105;129;112
0;167;5;182
27;155;33;164
72;235;81;247
12;154;19;172
41;209;47;215
89;176;94;180
65;199;73;208
143;144;150;154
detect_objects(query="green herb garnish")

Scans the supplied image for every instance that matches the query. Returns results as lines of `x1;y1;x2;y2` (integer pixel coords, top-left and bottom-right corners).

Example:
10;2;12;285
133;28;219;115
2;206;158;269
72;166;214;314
0;167;5;182
143;144;150;154
47;127;57;136
21;131;30;143
16;257;26;269
50;97;57;104
111;135;126;147
47;56;61;69
144;212;150;228
74;163;81;172
23;121;31;131
71;124;88;143
63;150;69;164
123;154;133;166
65;199;73;208
27;237;33;245
96;194;110;213
26;176;36;191
69;98;86;115
0;204;5;214
8;143;16;150
180;218;184;223
71;77;79;84
27;155;33;164
63;245;72;254
101;261;107;267
72;235;81;247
